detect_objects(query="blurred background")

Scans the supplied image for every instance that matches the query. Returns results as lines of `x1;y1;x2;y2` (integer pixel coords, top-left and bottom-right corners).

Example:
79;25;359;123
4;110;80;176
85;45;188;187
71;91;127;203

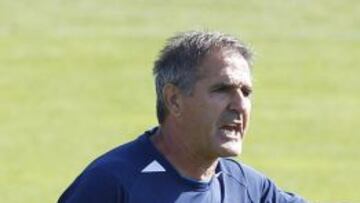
1;0;359;202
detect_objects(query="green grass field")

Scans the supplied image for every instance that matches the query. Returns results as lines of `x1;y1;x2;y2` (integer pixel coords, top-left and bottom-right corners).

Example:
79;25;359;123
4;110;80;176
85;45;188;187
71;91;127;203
1;0;359;202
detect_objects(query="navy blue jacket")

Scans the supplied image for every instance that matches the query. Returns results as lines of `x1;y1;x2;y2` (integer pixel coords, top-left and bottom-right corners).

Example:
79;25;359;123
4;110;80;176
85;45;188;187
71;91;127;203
59;128;306;203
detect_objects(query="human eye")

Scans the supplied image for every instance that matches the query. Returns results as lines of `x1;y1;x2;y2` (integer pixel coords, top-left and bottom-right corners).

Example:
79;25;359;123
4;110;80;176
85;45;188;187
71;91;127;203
241;86;253;97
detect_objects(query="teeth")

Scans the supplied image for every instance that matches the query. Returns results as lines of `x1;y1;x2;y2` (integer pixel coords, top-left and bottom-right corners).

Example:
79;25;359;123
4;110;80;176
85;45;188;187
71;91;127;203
221;129;240;140
220;122;244;139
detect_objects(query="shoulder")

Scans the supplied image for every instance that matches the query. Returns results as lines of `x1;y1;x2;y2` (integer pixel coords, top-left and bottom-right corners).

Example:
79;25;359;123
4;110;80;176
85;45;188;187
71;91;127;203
220;158;307;203
85;133;154;184
59;132;156;202
58;162;126;203
220;158;267;190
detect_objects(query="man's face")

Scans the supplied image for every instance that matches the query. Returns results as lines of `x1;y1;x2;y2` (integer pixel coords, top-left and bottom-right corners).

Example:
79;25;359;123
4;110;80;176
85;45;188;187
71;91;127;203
179;49;252;159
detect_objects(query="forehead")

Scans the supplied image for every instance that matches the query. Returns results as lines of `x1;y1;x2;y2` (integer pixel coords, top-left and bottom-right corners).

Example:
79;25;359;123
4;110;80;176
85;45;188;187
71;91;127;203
198;50;252;85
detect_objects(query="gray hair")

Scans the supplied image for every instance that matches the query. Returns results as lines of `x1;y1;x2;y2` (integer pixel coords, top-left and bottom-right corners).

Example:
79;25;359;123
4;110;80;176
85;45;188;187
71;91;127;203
153;31;252;124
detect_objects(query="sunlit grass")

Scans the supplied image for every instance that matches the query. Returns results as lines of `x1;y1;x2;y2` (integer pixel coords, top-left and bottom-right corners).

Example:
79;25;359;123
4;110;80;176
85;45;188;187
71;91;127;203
1;0;359;202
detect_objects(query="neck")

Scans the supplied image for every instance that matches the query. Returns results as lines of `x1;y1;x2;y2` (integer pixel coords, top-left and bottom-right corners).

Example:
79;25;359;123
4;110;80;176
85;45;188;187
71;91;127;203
151;124;218;181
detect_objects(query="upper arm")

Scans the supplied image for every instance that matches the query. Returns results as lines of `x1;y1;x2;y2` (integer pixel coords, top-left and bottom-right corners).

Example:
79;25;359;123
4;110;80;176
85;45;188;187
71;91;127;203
58;168;124;203
260;177;306;203
236;162;306;203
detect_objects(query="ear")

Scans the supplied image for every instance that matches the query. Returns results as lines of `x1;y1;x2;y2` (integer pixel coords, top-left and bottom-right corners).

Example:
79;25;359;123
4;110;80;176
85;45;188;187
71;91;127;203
163;83;183;117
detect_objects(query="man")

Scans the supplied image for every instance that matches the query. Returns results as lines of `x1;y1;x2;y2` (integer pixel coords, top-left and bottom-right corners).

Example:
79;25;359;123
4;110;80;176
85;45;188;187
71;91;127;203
58;31;306;202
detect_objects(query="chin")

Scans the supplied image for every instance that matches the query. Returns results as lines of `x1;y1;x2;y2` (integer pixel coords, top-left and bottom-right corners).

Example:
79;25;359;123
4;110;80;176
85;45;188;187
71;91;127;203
218;143;242;157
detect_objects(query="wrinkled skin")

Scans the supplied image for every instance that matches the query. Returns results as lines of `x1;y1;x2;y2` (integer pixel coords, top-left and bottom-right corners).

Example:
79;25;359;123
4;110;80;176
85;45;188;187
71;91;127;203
179;49;253;159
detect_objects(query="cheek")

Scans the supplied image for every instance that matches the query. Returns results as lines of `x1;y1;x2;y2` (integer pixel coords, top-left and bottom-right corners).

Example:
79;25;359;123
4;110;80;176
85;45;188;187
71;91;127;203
206;97;230;123
182;98;214;124
244;99;251;113
185;94;229;128
209;93;231;109
243;99;252;127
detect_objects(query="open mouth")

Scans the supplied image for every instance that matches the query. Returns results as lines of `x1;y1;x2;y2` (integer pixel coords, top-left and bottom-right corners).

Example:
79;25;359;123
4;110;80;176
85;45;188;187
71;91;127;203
220;120;243;139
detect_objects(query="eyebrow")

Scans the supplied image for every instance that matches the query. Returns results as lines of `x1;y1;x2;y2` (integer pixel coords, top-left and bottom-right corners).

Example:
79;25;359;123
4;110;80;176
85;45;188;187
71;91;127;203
210;82;253;93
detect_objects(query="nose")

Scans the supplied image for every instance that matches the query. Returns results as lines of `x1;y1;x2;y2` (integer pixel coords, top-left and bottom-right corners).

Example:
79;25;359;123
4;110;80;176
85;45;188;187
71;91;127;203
229;89;247;114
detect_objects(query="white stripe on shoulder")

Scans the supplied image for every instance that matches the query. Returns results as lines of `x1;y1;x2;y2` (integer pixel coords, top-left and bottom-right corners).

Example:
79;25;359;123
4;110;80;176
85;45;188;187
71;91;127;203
141;160;166;173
